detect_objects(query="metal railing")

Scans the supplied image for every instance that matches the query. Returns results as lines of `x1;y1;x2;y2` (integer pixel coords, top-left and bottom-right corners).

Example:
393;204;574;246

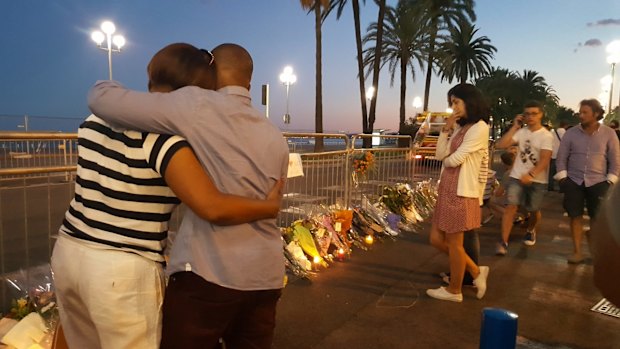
0;130;462;311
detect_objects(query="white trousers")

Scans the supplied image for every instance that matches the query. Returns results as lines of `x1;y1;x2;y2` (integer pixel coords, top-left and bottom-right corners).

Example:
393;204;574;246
51;235;165;349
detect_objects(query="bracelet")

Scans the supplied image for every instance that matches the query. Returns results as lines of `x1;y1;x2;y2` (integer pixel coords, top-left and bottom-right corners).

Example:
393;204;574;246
528;172;535;177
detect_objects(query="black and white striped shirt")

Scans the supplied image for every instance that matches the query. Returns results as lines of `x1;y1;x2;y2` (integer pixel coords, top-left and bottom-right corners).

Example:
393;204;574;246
59;114;187;262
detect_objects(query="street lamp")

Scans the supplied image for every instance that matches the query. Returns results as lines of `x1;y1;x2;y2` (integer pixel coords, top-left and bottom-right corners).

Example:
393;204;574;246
412;96;422;109
606;55;620;114
607;40;620;111
366;86;375;101
91;21;126;80
279;66;296;125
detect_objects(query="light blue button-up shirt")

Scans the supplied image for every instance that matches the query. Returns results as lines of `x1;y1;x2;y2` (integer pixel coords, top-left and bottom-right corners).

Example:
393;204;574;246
555;124;620;187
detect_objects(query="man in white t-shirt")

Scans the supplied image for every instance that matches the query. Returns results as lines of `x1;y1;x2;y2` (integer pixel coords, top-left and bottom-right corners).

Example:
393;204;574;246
548;120;567;191
494;101;554;255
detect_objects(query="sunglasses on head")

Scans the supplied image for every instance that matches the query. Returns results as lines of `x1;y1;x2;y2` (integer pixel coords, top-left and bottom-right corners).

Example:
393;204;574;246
200;49;215;66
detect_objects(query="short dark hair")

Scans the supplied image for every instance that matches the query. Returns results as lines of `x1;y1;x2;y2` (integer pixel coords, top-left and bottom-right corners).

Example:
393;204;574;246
500;151;515;167
579;99;605;120
524;100;544;113
447;83;490;126
147;43;212;91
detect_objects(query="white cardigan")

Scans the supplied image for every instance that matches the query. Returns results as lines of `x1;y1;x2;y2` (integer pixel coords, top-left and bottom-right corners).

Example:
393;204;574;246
435;120;489;204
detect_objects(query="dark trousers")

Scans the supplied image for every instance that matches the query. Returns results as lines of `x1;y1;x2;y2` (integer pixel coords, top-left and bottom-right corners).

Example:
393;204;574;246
463;230;480;284
160;272;282;349
548;159;557;191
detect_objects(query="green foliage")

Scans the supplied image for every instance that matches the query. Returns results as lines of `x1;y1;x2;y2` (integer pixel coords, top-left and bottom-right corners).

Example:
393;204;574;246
475;68;559;124
436;18;496;84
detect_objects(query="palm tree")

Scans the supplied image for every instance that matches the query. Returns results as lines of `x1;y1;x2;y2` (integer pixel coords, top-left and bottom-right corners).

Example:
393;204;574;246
323;0;369;134
436;19;496;84
413;0;476;110
300;0;329;151
363;2;429;135
366;0;387;143
476;68;560;126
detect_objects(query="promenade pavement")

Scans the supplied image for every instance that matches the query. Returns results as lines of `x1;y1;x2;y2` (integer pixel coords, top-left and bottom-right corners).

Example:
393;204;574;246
273;190;620;349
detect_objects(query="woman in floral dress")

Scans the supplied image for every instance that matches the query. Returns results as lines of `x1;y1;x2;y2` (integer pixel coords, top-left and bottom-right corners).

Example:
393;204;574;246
426;84;490;302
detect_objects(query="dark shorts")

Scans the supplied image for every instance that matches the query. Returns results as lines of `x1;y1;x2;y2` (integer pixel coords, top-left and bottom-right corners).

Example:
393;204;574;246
560;179;610;219
160;272;282;349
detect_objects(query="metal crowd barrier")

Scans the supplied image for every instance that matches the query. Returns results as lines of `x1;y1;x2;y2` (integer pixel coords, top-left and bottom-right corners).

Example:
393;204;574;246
0;130;447;311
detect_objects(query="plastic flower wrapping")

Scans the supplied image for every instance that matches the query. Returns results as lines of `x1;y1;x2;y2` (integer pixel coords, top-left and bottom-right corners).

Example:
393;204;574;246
379;181;437;232
0;264;59;349
280;182;437;282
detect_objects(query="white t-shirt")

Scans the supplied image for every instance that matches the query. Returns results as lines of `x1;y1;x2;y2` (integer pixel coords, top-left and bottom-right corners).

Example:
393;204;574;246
551;127;566;159
509;127;554;183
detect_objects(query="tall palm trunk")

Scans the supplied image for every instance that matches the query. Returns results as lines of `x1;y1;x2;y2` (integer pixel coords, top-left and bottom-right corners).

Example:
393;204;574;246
314;3;324;152
422;21;438;111
398;50;409;148
399;52;407;132
366;0;386;147
352;0;369;134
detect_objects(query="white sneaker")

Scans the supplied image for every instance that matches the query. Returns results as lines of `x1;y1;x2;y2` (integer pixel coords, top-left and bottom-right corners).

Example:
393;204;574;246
426;286;463;302
473;266;489;299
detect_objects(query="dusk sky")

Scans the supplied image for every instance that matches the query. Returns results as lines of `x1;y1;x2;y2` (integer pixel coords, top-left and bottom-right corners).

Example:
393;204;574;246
1;0;619;132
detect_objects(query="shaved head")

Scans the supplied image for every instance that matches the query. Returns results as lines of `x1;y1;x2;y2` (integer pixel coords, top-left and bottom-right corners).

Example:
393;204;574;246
212;43;253;89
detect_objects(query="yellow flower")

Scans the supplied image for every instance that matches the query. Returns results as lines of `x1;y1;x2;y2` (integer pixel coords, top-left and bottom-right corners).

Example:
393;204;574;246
17;298;27;308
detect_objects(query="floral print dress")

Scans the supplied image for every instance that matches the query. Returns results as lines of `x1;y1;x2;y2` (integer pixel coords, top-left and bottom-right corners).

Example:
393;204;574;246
432;125;481;233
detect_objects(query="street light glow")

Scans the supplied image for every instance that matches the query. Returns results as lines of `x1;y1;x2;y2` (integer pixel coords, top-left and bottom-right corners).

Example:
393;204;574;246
101;21;116;35
91;20;126;80
606;40;620;54
366;86;375;100
112;35;126;49
280;66;296;125
412;96;422;109
91;31;105;45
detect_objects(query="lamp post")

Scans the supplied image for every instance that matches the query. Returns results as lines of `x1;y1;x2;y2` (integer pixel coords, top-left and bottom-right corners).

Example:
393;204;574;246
279;66;296;125
601;75;612;112
606;40;620;112
91;21;126;80
606;55;619;114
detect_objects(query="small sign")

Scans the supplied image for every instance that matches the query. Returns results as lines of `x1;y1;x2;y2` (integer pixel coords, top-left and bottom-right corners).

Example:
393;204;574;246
287;153;304;178
591;298;620;319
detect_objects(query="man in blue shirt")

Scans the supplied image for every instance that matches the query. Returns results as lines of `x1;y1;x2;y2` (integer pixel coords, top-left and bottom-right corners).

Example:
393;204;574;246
555;99;620;264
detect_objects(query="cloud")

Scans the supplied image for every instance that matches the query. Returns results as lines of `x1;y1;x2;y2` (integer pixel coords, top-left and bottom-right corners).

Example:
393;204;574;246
587;19;620;27
583;39;602;47
574;39;602;52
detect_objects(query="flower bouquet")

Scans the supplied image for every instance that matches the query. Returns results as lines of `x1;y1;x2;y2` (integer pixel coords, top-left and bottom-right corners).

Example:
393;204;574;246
351;151;377;186
1;264;58;349
380;183;421;230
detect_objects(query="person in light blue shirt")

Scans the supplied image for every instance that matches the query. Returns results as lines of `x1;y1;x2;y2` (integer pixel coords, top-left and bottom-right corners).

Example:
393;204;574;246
555;98;620;264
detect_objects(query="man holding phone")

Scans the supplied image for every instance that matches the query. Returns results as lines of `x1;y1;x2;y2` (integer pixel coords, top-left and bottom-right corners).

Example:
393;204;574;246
494;101;553;255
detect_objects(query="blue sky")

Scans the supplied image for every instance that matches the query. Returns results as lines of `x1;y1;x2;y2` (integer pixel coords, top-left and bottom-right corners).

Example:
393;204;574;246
1;0;619;132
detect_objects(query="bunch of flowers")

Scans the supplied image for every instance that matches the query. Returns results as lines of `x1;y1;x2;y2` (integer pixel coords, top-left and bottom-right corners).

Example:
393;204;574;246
352;151;376;176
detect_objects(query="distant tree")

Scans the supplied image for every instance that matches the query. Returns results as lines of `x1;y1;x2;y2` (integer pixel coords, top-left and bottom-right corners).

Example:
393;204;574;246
412;0;476;110
436;18;496;84
323;0;369;135
362;1;429;136
300;0;329;151
476;67;559;124
554;106;578;127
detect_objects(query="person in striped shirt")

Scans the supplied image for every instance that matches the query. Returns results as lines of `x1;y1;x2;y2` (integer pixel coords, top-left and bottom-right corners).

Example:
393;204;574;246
51;45;283;349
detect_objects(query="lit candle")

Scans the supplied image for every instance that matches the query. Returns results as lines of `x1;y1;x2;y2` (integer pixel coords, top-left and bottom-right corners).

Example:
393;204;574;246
365;235;374;245
337;248;345;261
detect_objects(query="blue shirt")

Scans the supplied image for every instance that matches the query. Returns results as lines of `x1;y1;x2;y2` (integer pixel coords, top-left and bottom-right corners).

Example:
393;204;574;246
555;124;620;187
